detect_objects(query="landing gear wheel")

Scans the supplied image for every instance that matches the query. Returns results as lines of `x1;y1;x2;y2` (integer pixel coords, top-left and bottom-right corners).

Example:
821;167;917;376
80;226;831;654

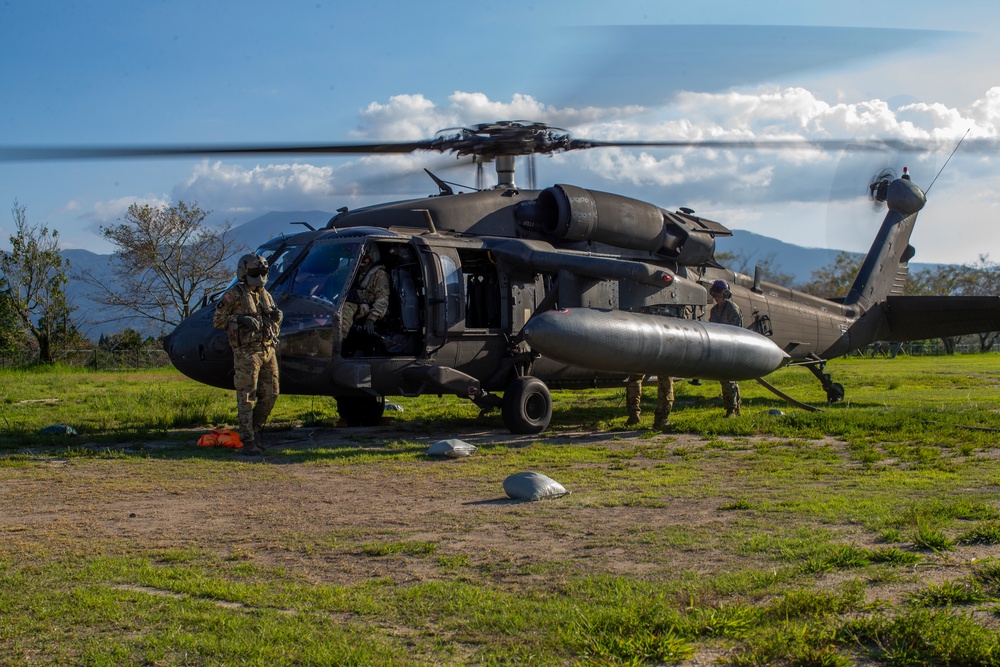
826;382;845;403
501;376;552;434
336;395;386;427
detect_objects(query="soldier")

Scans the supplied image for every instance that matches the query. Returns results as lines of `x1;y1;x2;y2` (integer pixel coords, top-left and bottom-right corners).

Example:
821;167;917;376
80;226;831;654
625;374;674;430
708;279;743;417
341;245;390;341
213;253;283;455
625;305;690;429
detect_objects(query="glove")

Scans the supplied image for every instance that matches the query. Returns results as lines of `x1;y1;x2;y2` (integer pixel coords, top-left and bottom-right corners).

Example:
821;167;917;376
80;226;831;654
265;307;283;324
362;318;376;335
237;314;262;332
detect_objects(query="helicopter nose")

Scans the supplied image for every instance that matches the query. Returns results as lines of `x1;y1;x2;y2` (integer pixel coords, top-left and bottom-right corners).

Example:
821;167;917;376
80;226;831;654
164;306;234;390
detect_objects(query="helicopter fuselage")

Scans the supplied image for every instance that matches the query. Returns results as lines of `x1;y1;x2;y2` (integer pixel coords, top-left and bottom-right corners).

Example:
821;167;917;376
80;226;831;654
166;176;976;432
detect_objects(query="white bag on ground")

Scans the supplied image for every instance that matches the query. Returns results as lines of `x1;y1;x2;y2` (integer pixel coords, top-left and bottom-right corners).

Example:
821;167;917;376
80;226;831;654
427;438;477;458
503;471;569;501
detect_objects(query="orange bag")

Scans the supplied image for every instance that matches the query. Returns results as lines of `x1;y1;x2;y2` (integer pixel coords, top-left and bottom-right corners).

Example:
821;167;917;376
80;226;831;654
197;429;244;448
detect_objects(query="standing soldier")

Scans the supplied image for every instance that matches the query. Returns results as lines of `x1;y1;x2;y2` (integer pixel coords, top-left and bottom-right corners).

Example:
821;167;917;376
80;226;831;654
624;305;690;429
708;279;743;417
625;374;674;430
341;245;390;341
213;253;283;455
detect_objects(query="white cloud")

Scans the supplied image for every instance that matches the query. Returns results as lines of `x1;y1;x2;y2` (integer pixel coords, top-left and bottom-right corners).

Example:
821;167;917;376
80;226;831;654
92;87;998;263
87;194;172;225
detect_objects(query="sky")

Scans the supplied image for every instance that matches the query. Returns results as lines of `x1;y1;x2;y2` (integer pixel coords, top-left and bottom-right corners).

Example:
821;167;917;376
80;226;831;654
1;0;999;266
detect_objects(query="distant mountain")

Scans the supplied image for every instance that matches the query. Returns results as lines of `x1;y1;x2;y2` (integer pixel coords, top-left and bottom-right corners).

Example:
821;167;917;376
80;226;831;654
62;249;156;340
59;212;945;339
231;210;335;250
717;230;942;286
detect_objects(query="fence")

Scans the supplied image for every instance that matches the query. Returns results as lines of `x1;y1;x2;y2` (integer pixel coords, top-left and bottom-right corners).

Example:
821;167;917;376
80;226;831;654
0;348;172;370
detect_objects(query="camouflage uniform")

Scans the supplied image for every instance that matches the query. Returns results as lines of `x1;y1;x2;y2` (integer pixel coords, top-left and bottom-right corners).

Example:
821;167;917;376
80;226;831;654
625;374;675;428
213;282;282;451
709;297;743;416
341;263;390;339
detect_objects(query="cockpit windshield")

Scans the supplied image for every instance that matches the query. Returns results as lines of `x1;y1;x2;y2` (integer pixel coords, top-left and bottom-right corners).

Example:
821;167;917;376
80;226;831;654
278;240;361;304
211;242;305;302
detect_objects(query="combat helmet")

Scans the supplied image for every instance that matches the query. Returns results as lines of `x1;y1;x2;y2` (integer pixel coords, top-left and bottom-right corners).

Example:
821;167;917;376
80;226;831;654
709;279;732;298
237;253;269;287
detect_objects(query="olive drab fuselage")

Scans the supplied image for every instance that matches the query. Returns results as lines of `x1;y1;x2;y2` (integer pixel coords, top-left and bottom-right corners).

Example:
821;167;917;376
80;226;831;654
164;175;1000;433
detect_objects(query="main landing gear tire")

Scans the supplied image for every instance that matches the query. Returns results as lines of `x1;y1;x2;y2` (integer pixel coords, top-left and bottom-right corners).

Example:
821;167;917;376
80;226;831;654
826;382;845;403
336;395;385;427
501;376;552;435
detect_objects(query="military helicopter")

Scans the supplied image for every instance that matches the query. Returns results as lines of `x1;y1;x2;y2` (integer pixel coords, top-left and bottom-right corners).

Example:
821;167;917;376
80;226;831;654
5;121;1000;433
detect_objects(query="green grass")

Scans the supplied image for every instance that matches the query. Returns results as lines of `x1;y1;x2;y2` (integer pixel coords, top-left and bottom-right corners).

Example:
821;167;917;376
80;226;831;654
3;354;1000;664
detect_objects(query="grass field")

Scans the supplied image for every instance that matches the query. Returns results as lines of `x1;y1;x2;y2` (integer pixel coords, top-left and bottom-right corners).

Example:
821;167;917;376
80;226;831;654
1;355;1000;665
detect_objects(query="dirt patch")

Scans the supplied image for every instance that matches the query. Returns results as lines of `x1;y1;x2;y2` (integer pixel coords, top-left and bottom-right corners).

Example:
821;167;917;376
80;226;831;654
1;425;994;611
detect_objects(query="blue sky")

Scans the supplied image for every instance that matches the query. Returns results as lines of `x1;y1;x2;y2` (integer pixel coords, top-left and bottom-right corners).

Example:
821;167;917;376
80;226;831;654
2;0;999;265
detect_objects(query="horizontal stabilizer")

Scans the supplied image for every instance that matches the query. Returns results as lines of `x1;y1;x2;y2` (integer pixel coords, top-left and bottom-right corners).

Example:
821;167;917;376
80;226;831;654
880;296;1000;341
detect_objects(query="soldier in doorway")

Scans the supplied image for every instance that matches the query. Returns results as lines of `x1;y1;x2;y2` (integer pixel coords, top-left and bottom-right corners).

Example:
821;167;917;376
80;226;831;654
341;245;390;341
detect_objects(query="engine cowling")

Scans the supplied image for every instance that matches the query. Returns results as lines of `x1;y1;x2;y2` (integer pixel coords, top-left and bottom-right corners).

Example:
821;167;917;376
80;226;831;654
514;184;730;266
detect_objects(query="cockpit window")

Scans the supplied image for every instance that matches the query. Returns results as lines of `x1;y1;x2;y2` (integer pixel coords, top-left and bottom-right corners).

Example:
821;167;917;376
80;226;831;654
282;241;361;303
212;243;305;299
263;244;306;287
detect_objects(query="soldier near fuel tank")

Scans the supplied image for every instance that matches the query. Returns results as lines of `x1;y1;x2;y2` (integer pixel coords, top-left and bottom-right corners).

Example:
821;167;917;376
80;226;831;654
213;253;283;455
624;305;691;430
708;279;743;417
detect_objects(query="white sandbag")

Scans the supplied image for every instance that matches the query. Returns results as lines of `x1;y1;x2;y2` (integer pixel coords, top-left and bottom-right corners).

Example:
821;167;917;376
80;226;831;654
427;438;477;458
503;471;569;501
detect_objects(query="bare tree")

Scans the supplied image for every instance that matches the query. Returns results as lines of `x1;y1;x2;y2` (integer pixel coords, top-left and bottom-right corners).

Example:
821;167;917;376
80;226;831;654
81;201;246;332
0;200;75;362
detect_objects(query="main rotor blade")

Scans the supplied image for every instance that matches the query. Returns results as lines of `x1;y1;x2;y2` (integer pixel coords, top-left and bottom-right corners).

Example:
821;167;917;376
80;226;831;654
3;133;994;163
568;137;998;153
0;140;443;162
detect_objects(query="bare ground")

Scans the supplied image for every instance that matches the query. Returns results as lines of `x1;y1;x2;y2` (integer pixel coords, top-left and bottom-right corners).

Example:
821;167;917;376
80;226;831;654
2;424;998;663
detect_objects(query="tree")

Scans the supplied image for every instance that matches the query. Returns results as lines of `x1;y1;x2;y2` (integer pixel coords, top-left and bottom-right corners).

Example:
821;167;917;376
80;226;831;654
98;327;145;351
800;251;864;298
716;250;796;286
0;290;26;354
81;201;246;332
0;201;75;363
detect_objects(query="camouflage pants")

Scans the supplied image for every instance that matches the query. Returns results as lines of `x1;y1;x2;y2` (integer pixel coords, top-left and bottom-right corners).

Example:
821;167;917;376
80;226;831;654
720;380;741;414
233;346;279;445
626;375;675;422
341;302;360;339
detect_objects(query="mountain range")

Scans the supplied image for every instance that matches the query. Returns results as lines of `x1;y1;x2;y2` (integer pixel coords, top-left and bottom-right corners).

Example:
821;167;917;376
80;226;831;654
62;210;941;340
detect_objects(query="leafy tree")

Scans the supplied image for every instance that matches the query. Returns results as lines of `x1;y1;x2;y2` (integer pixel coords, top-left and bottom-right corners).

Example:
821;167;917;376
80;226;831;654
99;327;145;351
800;251;864;298
0;201;75;363
0;290;26;354
716;250;796;286
81;201;246;332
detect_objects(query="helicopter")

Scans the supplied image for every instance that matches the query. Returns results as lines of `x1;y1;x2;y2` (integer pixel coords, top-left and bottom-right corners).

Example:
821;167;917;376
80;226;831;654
5;120;1000;433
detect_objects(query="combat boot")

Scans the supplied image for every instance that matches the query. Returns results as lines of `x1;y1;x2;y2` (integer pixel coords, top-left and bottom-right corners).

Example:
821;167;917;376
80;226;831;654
240;432;265;456
253;427;267;452
626;413;640;426
653;414;671;431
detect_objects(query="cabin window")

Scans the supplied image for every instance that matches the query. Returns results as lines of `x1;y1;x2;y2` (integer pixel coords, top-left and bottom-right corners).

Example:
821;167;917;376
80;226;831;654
459;249;502;329
440;254;464;328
